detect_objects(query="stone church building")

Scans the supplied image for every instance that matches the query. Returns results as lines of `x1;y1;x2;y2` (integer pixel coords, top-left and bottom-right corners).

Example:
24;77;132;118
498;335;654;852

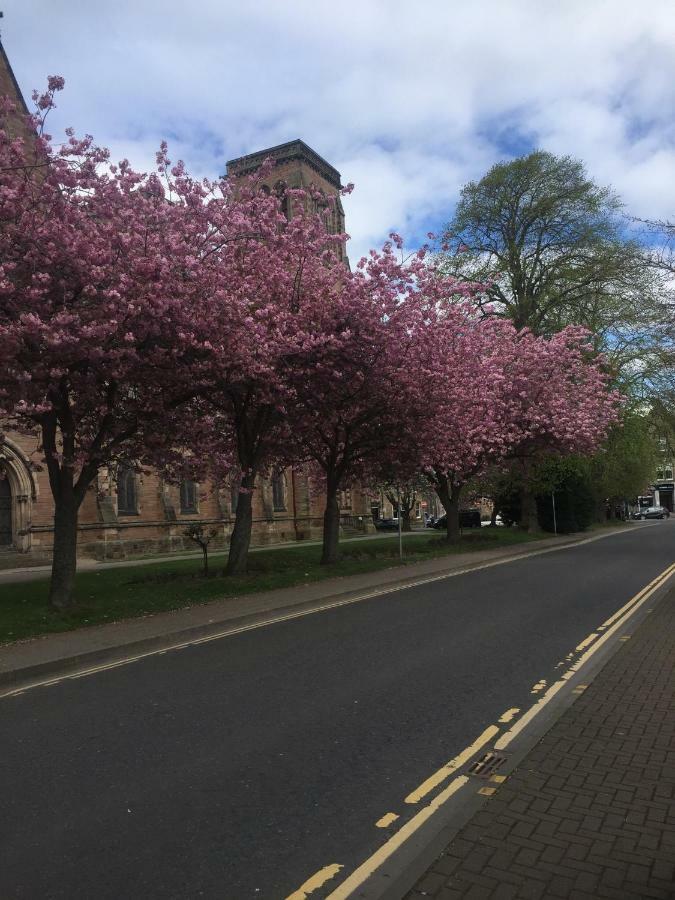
0;40;376;563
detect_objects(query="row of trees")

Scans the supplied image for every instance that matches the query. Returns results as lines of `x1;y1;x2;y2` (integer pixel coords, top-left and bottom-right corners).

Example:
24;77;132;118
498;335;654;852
0;81;623;609
440;149;673;528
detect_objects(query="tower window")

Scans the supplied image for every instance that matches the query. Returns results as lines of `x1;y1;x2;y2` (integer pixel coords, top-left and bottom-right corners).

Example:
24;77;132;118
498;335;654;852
180;480;198;514
272;472;286;511
117;466;138;515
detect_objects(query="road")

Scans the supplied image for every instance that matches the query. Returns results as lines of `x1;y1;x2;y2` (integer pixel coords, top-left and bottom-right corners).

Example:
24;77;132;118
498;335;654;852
2;522;673;899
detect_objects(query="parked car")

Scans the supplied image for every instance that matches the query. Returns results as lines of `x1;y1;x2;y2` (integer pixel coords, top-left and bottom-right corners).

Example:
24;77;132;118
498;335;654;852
431;508;482;530
634;506;669;520
374;517;400;531
481;514;504;527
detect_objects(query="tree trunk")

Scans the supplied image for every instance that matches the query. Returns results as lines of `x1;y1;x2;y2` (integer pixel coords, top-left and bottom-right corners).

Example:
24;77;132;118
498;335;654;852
321;483;341;565
445;483;462;543
520;486;540;533
434;473;462;544
202;545;209;576
401;507;412;532
48;498;80;610
226;474;255;576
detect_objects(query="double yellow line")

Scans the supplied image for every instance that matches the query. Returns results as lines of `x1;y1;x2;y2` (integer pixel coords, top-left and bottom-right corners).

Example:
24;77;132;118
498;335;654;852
287;560;675;900
494;561;675;751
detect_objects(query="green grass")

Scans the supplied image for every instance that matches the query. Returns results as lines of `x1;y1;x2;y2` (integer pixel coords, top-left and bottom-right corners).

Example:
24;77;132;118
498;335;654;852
0;528;545;644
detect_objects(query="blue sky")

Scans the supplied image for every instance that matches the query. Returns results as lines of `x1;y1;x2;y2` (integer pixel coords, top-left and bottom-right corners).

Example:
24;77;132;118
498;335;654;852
6;0;675;261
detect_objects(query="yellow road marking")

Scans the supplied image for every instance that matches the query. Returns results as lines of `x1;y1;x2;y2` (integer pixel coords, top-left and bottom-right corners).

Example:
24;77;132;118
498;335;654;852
498;707;519;723
478;786;496;796
575;633;598;652
490;774;507;783
495;561;674;751
598;564;675;632
620;635;631;641
326;777;468;899
285;864;344;900
530;679;547;694
321;560;674;898
0;526;643;701
494;679;568;750
375;813;399;828
404;725;499;804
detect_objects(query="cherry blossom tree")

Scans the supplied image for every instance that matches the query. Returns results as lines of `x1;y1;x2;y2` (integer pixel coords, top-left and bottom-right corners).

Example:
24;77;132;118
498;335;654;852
412;312;622;542
420;312;520;542
0;81;218;608
189;177;350;574
500;326;623;531
285;238;472;564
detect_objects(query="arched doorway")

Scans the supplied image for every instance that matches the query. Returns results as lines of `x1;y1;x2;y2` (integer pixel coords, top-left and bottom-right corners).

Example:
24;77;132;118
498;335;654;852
0;476;11;546
0;438;38;552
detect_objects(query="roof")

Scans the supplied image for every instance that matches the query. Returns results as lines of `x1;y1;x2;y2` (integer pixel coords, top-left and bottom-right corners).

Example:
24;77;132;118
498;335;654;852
0;38;31;116
226;139;342;190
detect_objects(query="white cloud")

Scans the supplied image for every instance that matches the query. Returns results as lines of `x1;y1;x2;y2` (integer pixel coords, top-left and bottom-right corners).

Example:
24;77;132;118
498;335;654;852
6;0;675;258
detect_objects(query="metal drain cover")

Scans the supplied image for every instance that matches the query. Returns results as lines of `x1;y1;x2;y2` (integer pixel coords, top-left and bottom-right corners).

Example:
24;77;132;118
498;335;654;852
468;751;508;778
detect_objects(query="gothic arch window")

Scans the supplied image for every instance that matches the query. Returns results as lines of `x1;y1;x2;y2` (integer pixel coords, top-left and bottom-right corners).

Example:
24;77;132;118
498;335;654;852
180;480;198;514
272;472;286;511
117;465;138;516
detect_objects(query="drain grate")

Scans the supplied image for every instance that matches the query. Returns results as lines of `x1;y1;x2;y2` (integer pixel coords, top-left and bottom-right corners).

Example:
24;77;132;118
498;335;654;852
467;751;508;779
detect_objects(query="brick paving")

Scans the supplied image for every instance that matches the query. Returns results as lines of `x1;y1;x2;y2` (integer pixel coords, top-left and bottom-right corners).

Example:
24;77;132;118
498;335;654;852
406;586;675;900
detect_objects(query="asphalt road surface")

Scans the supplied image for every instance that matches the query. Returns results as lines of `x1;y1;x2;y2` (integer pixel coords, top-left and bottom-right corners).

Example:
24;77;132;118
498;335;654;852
2;521;673;899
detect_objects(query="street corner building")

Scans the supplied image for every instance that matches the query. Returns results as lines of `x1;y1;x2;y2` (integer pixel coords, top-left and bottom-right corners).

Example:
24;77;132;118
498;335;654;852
0;39;375;565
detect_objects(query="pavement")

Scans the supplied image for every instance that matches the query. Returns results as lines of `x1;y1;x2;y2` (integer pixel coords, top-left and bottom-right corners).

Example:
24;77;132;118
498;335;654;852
0;529;597;690
405;583;675;899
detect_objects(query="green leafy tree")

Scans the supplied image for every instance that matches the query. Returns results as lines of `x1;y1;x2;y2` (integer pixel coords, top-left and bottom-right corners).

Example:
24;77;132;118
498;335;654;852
443;150;658;347
589;409;659;510
442;152;669;520
533;409;657;531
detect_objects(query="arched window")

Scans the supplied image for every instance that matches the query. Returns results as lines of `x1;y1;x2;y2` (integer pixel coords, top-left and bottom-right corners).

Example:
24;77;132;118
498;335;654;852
339;488;352;510
272;472;286;511
274;181;290;219
180;480;198;514
117;465;138;516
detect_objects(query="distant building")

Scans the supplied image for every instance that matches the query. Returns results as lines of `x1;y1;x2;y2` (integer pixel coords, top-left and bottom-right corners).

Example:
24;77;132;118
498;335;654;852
652;439;674;511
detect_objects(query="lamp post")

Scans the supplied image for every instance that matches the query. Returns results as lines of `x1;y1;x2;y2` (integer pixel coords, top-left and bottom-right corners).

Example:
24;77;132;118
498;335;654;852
397;486;403;561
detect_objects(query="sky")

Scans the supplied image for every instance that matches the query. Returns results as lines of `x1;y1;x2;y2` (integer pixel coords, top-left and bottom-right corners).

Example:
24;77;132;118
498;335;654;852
6;1;675;261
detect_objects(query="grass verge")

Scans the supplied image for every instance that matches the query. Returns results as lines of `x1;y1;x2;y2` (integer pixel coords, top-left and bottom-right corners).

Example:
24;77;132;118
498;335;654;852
1;528;546;644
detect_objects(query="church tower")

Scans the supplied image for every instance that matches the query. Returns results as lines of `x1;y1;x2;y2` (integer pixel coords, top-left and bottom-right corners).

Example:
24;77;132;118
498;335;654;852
226;139;348;265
